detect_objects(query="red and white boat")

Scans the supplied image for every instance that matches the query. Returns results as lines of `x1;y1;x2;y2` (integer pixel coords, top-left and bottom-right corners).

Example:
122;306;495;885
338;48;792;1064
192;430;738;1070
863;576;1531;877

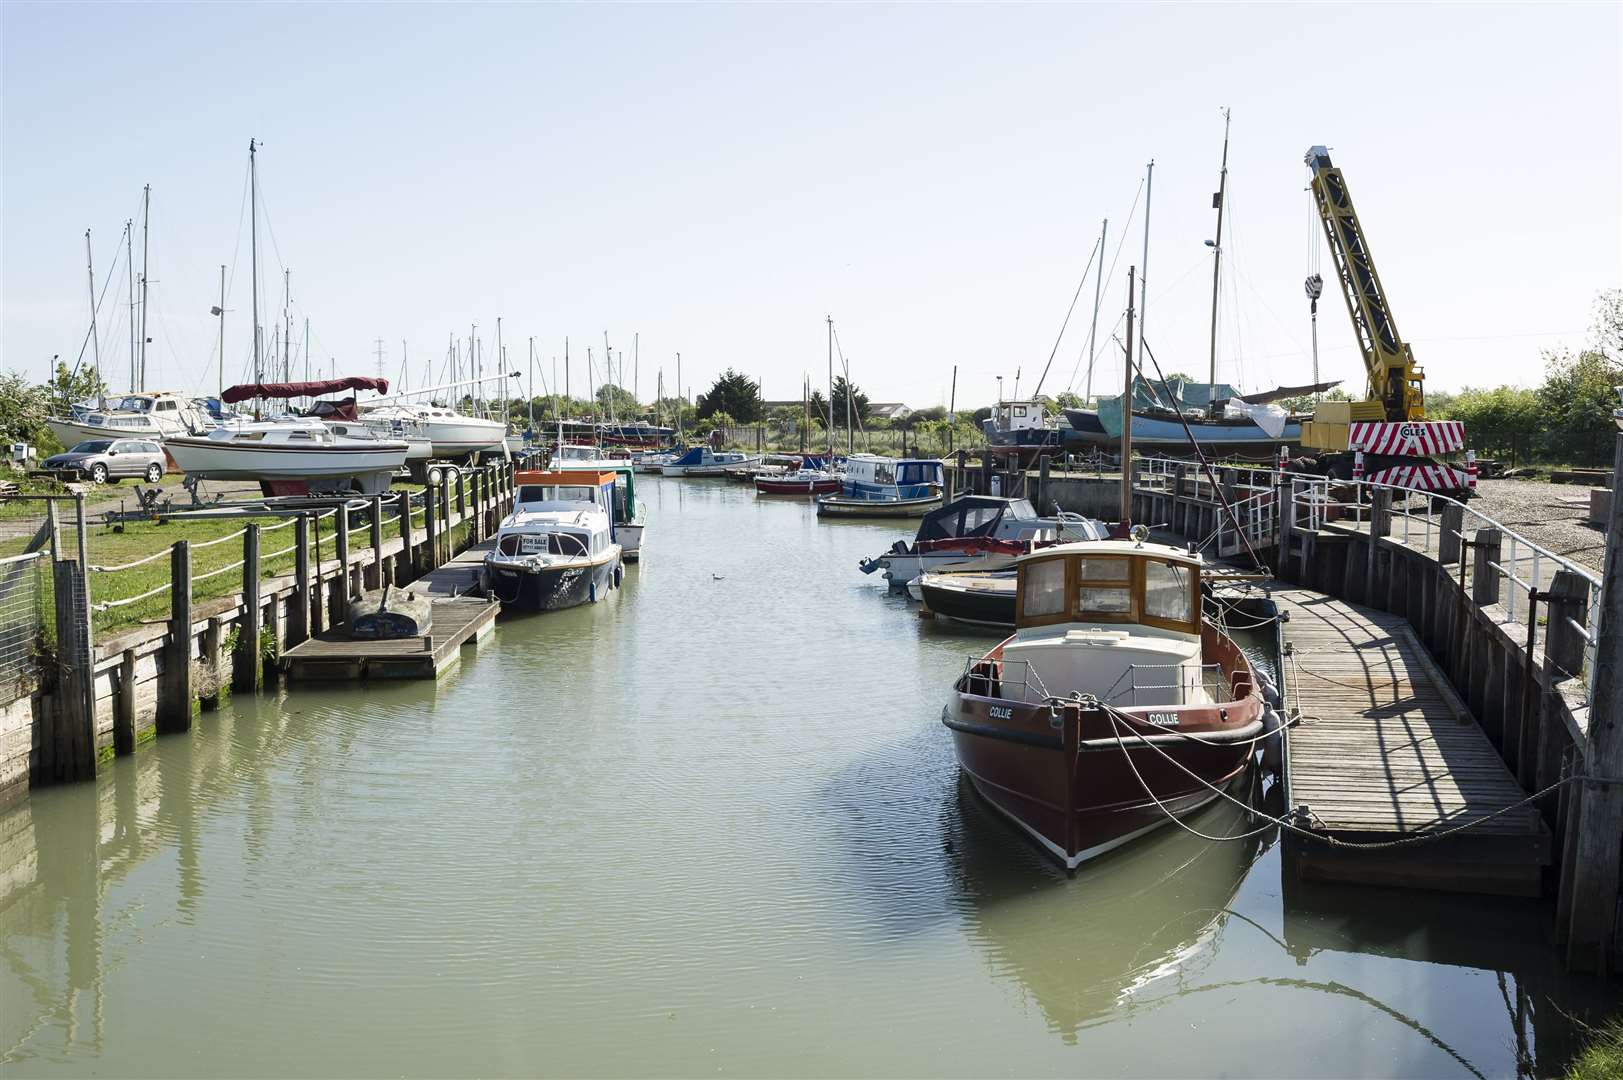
943;534;1267;869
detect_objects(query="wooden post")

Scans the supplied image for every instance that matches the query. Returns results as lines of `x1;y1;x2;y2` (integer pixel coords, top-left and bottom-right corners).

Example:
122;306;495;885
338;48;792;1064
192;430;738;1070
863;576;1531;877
1536;571;1589;792
440;475;453;560
469;469;482;542
158;540;192;733
396;489;414;584
979;449;991;496
425;479;440;570
48;558;94;780
1471;527;1503;607
1439;503;1464;565
1366;490;1391;604
368;496;384;590
200;616;224;710
290;514;311;647
333;511;351;626
1563;434;1623;973
114;650;136;754
1037;454;1050;514
234;524;262;693
456;469;467;521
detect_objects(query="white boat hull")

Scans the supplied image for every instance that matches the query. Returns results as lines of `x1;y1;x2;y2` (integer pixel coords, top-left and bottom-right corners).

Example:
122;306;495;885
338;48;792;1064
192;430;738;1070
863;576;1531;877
419;417;507;457
663;455;762;477
164;436;409;489
48;418;167;446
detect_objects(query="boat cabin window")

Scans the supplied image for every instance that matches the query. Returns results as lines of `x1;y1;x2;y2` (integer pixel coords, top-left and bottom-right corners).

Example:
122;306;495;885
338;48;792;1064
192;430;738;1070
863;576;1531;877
1022;557;1066;618
896;462;940;486
518;484;597;505
1016;552;1200;633
1143;560;1195;623
1075;556;1132;615
873;461;896;485
156;400;178;411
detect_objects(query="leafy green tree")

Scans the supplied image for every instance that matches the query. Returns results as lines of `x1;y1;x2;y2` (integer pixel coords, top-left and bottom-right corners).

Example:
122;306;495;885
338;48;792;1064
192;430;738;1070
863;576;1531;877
1536;347;1621;464
696;369;763;423
0;371;54;449
50;361;107;411
809;390;830;428
1432;386;1542;458
595;383;640;417
1052;391;1085;410
831;376;869;424
908;405;948;425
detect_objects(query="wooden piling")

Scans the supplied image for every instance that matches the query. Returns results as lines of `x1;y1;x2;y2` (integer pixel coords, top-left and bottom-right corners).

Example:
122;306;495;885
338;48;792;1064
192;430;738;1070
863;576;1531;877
48;558;93;780
290;514;311;647
396;489;414;583
114;650;137;754
1562;435;1623;973
425;480;440;570
369;497;385;590
158;541;192;733
333;513;351;627
234;525;262;693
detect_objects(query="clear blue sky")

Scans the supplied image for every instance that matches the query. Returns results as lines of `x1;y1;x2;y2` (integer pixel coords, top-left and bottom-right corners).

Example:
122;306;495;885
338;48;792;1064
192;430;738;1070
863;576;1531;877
4;2;1619;410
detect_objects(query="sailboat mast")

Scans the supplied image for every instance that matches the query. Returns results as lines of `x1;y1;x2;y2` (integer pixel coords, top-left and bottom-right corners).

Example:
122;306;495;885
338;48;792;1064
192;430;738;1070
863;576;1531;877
138;184;150;388
1140;160;1154;350
216;264;226;400
633;332;639;405
125;220;134;392
84;230;100;393
826;316;834;456
676;352;683;441
495;317;503;420
527;337;536;434
282;269;291;383
1122;266;1136;526
249;140;262;388
1207;108;1231;387
1085;218;1107;402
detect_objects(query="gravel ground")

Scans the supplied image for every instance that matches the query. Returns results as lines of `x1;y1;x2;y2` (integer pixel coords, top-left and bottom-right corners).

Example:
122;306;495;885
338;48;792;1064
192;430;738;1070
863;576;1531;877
1463;478;1608;573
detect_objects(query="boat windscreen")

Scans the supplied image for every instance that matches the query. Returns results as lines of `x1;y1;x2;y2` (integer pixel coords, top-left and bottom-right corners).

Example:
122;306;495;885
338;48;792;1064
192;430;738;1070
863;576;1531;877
918;498;1006;541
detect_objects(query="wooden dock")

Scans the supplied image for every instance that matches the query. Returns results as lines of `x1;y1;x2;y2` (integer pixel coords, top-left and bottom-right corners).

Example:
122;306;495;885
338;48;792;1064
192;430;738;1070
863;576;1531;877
280;596;499;681
1277;586;1551;896
417;539;494;597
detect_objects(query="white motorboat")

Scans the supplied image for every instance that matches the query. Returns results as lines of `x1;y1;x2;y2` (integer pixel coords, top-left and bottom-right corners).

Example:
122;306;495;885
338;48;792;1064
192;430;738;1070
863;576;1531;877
46;391;216;447
547;454;647;561
308;398;434;461
660;446;761;477
358;402;507;459
483;469;624;610
164;418;409;495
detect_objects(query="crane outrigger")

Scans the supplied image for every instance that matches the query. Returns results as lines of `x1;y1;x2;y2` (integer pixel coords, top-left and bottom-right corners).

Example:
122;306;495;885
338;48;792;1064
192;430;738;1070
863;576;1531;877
1299;145;1472;495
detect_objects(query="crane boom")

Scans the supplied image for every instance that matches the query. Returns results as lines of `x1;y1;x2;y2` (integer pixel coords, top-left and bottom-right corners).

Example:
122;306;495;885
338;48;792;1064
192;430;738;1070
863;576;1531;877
1304;145;1424;423
1299;145;1470;496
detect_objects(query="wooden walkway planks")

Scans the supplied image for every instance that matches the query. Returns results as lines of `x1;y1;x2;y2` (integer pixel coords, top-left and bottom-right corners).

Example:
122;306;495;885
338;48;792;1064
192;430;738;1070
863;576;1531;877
1277;586;1550;894
281;596;498;681
417;540;495;598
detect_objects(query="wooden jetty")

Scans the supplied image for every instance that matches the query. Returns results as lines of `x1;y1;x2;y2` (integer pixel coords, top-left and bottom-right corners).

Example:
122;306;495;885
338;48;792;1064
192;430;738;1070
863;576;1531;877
417;538;494;597
280;596;498;681
1277;586;1550;896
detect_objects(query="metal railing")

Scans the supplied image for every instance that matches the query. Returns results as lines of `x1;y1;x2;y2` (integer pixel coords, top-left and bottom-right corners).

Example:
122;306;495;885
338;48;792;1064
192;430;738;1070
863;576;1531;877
1285;472;1603;699
1103;662;1228;707
959;656;1052;705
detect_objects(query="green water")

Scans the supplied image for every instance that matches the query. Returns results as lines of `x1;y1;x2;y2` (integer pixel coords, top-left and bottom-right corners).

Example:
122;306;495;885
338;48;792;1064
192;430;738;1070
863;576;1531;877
1;477;1616;1076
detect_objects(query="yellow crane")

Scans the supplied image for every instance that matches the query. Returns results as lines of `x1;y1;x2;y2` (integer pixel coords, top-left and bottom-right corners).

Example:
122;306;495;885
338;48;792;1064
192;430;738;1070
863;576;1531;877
1299;145;1471;494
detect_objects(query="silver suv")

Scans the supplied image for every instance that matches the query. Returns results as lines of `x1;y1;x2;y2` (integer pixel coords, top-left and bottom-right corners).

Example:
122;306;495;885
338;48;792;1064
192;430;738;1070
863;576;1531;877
42;439;168;484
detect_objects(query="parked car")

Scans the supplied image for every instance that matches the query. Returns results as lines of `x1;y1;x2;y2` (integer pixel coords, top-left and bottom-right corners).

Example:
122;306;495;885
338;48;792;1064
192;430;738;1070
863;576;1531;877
41;439;167;484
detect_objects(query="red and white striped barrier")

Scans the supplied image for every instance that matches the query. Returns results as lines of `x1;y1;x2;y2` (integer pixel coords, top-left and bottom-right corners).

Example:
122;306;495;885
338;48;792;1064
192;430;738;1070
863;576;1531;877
1352;450;1364;481
1347;420;1466;456
1466;449;1478;492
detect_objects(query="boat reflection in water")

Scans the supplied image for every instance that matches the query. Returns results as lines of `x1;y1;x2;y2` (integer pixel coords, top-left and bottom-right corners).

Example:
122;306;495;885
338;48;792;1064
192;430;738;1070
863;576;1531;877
941;772;1262;1043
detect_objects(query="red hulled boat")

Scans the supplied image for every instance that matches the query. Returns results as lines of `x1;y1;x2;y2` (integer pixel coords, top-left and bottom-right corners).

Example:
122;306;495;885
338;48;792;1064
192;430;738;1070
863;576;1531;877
943;536;1265;869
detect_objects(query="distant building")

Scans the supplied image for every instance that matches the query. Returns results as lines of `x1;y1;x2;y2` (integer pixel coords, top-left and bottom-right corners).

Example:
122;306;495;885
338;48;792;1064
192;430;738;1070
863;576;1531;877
868;402;912;421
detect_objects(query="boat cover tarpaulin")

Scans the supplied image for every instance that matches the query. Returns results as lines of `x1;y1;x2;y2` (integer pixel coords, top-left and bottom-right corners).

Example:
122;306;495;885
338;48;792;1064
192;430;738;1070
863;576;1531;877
222;376;389;404
1222;399;1289;438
